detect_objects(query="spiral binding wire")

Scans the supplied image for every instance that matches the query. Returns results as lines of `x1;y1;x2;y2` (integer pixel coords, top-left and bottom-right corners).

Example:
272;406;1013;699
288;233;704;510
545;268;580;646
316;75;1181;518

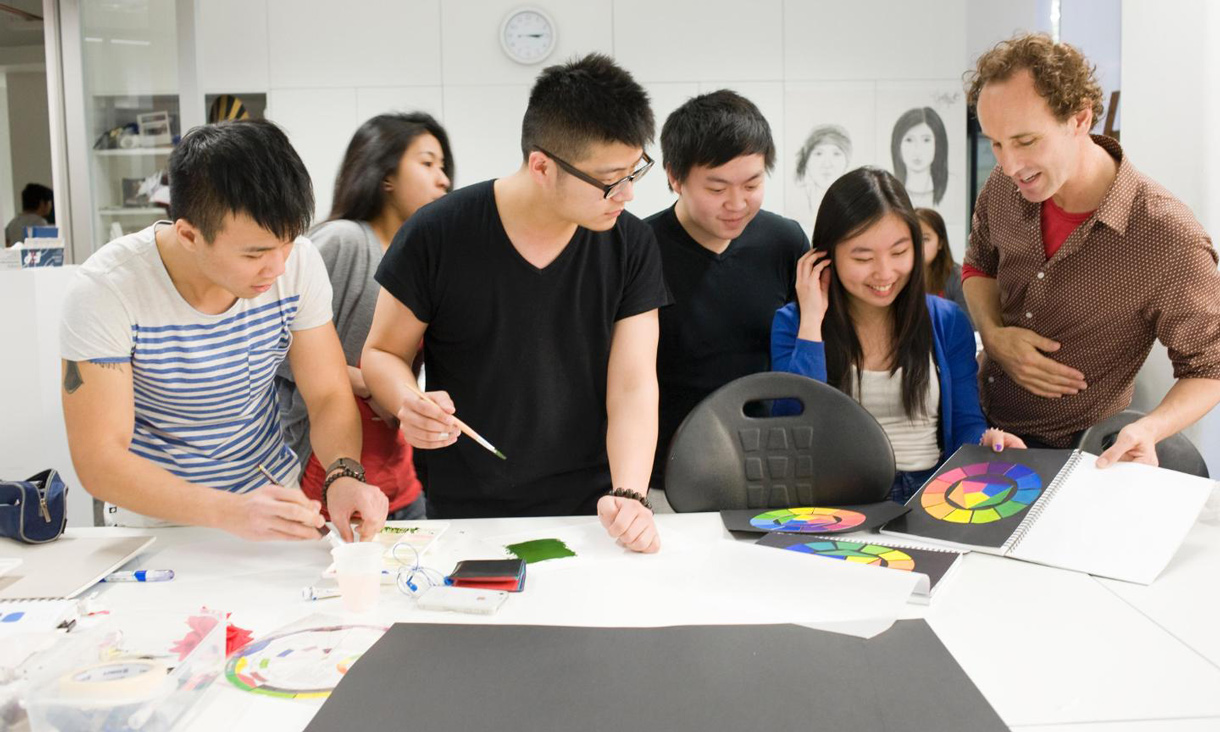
1004;449;1082;554
390;539;445;598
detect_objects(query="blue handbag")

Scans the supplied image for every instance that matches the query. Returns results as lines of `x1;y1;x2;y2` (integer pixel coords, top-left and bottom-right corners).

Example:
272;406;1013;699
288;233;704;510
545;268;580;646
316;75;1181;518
0;469;69;544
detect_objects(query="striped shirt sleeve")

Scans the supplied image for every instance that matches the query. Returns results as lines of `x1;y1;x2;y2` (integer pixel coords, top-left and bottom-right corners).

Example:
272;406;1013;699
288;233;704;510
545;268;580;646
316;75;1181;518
60;270;134;363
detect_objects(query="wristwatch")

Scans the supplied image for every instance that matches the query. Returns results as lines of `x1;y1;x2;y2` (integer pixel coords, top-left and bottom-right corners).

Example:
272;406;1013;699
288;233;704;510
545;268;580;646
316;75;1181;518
322;457;365;508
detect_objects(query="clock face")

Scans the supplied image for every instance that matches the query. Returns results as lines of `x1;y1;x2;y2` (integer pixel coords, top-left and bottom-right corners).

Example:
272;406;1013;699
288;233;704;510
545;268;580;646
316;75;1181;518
501;8;556;65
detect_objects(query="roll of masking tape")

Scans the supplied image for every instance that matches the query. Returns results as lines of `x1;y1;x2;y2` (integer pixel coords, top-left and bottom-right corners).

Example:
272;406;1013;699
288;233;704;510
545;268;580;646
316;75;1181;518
57;660;167;701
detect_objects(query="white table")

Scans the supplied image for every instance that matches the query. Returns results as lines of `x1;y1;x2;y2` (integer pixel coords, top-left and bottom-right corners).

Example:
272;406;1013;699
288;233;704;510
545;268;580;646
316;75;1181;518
46;513;1220;731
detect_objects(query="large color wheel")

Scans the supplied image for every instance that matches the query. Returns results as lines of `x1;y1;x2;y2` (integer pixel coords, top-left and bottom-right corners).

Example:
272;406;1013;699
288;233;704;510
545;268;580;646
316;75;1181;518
920;461;1042;524
225;625;387;699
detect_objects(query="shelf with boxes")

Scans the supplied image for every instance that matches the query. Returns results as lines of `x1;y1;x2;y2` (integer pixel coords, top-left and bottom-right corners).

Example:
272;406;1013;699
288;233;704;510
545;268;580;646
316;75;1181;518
88;94;179;247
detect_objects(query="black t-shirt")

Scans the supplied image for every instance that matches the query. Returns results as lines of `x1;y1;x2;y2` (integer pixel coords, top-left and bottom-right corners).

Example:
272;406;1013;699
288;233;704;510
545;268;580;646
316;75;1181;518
376;181;670;518
646;205;808;487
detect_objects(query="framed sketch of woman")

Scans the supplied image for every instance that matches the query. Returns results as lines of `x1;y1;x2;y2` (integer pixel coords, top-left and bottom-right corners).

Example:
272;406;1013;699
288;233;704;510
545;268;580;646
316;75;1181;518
891;107;948;207
795;124;852;223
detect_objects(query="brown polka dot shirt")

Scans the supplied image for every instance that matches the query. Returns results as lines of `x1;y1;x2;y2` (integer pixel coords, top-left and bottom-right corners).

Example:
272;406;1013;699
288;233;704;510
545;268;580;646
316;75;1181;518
965;135;1220;447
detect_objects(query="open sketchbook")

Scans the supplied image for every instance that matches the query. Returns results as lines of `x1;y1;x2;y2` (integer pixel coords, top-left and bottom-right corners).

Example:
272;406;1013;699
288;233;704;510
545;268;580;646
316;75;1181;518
0;535;155;599
756;532;965;603
881;445;1212;584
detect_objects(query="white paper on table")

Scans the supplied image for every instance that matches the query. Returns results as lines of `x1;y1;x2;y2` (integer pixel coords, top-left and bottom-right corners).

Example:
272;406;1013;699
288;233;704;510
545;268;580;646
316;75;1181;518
483;520;697;572
477;538;919;638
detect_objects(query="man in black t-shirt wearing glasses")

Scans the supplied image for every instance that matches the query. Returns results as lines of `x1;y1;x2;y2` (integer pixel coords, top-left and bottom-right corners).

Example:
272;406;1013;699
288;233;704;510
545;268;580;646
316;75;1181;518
363;54;669;553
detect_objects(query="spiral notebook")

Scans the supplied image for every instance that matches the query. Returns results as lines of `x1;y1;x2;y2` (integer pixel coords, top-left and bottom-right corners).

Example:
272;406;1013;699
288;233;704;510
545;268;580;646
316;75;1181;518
756;532;965;603
881;445;1213;585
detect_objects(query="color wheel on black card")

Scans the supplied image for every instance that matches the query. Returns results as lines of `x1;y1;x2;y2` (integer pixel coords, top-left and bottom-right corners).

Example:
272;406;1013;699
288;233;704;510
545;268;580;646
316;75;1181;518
749;507;866;533
757;531;966;596
783;539;916;569
721;501;910;534
921;461;1042;524
882;445;1074;549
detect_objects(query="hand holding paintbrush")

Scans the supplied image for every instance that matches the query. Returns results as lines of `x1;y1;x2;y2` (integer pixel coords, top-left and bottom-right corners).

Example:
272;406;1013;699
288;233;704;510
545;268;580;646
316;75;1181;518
397;382;506;460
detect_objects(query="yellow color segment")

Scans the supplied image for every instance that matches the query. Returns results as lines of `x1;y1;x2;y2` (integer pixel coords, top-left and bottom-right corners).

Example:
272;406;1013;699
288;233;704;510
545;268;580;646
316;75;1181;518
959;490;988;509
943;508;972;523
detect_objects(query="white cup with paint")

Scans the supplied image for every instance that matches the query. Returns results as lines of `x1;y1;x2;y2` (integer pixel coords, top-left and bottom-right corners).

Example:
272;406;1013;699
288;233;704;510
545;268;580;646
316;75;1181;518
330;542;383;613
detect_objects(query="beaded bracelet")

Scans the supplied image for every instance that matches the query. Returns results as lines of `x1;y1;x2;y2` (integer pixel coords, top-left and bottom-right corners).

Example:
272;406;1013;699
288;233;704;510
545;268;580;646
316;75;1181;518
607;487;653;512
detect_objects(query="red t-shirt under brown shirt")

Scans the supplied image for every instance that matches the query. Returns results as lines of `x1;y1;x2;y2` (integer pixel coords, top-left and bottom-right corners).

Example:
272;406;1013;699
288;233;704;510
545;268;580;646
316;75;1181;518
962;135;1220;446
962;195;1094;274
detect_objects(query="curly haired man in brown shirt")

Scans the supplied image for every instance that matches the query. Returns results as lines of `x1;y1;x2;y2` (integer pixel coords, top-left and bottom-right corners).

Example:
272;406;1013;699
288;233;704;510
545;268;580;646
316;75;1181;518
962;34;1220;468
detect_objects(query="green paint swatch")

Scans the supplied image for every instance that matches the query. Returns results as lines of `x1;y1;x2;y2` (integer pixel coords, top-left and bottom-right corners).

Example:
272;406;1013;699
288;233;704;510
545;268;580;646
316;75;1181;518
505;538;576;564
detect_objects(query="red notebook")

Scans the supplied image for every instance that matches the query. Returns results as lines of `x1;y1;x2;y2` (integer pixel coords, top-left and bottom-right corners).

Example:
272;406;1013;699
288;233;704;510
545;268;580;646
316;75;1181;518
446;559;527;592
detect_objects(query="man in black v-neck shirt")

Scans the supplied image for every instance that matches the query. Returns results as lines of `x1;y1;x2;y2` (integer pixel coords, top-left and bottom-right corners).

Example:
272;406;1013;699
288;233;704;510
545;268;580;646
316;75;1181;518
647;91;809;489
363;54;670;553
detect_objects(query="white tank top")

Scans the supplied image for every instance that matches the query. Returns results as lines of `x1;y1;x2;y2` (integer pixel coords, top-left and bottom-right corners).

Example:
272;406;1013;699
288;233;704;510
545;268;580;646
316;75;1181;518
850;359;940;471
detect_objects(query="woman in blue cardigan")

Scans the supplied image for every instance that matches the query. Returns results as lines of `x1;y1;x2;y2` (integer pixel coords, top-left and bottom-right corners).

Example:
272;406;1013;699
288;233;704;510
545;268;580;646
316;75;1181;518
772;167;1023;502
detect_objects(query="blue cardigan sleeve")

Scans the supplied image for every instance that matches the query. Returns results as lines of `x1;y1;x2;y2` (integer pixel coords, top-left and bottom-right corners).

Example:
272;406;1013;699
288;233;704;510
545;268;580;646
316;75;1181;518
941;301;988;452
771;303;828;381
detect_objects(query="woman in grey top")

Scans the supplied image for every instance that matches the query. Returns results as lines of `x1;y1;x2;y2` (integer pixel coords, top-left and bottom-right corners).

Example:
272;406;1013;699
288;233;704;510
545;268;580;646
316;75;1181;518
278;113;454;519
917;207;973;330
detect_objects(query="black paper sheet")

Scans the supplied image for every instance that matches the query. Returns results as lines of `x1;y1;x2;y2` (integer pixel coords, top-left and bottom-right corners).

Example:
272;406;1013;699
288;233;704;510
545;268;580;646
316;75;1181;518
306;620;1008;732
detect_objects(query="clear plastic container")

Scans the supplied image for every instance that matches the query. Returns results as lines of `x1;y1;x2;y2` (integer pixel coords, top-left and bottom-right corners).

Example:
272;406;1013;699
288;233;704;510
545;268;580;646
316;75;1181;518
331;542;384;613
24;609;225;732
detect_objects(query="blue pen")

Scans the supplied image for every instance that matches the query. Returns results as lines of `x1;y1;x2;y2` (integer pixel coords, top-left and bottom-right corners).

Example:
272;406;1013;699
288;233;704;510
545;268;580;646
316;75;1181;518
102;569;175;583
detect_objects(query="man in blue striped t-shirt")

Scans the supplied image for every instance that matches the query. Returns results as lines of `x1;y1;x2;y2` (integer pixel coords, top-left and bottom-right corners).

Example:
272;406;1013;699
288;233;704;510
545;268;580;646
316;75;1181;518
60;120;388;542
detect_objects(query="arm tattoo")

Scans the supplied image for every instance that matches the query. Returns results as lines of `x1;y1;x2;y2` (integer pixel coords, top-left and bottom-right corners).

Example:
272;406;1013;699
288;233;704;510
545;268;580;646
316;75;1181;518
63;360;126;394
64;361;83;394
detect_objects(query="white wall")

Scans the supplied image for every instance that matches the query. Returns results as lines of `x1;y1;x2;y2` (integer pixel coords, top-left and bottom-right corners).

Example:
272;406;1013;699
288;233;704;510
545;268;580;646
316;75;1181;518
58;0;1075;245
967;0;1052;64
190;0;1003;238
6;71;52;218
1061;0;1122;132
0;268;92;529
1122;0;1220;474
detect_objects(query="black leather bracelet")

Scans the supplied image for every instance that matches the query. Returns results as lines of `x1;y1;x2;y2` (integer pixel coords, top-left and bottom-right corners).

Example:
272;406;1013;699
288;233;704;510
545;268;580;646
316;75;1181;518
322;466;363;508
608;487;652;512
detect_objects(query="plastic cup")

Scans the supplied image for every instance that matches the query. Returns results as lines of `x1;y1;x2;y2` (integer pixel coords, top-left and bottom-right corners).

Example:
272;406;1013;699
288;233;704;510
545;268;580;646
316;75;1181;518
330;542;384;613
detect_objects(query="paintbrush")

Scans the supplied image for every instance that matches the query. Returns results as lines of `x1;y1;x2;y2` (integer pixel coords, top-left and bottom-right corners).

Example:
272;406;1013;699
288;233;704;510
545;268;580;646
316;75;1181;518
257;463;334;540
404;382;507;460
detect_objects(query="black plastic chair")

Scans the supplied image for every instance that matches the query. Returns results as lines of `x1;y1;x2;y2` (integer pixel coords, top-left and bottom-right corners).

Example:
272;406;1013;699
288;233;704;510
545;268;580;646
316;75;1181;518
663;372;895;512
1074;409;1210;479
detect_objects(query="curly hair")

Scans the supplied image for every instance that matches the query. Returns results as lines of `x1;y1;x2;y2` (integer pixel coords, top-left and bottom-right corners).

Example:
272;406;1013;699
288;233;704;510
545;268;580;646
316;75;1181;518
965;33;1104;128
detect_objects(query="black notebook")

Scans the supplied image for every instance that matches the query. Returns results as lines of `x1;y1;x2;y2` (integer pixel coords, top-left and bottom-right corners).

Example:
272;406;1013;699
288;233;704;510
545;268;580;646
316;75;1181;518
720;501;909;535
757;532;965;603
881;444;1211;584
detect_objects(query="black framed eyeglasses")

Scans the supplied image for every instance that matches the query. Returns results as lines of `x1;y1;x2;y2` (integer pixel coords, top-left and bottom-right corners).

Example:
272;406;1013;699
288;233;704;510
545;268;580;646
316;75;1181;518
535;146;654;199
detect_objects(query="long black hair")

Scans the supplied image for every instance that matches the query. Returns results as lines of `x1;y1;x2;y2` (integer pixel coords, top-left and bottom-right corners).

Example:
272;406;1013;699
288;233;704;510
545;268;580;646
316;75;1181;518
814;166;934;419
916;207;955;295
890;107;948;205
329;112;454;222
